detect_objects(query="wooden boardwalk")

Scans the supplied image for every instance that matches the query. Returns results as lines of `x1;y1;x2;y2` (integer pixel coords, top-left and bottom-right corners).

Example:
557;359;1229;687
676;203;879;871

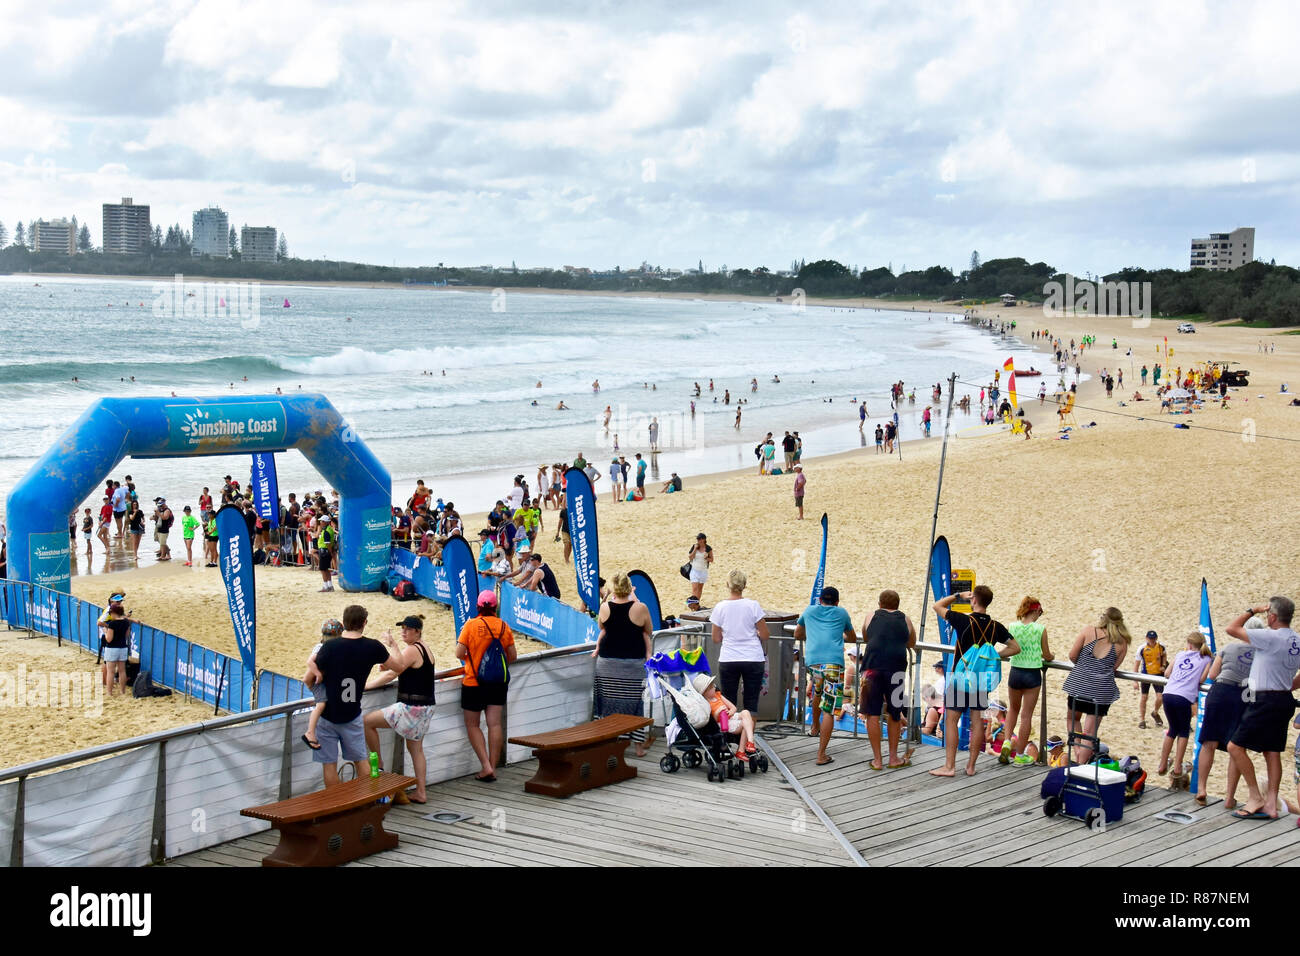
168;749;857;868
764;733;1300;867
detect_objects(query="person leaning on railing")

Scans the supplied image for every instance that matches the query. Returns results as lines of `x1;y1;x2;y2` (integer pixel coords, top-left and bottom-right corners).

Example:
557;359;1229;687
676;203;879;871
591;571;655;757
1061;607;1131;765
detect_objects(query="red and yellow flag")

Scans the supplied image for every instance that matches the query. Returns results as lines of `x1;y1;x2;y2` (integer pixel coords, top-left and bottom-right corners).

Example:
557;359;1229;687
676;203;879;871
1003;357;1015;372
1008;371;1018;408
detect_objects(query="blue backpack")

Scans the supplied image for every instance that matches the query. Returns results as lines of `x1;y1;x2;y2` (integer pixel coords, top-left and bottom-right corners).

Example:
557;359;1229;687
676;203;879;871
952;617;1003;695
474;619;510;686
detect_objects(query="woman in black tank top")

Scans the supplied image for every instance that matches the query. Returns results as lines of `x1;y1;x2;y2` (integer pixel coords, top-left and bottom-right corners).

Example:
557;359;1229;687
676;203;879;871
593;572;654;754
363;614;436;803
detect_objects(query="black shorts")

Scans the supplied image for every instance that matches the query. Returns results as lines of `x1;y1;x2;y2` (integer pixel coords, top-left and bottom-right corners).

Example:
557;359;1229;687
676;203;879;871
1198;681;1248;746
719;660;765;713
318;551;332;571
1162;694;1193;739
1231;691;1298;754
861;668;907;720
1007;666;1041;691
1138;679;1161;695
1067;696;1111;717
461;682;508;712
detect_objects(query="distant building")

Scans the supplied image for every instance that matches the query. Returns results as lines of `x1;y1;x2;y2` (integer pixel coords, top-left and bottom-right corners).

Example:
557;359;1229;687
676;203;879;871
102;197;151;255
31;218;76;255
240;226;277;263
1000;292;1017;307
1190;227;1254;270
191;207;230;258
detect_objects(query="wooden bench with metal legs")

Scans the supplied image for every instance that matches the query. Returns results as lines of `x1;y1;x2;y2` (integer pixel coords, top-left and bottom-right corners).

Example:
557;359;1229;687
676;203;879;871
509;714;653;798
241;771;416;867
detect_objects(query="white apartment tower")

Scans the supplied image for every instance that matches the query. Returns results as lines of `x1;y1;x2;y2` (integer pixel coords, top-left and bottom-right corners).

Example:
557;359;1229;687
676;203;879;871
1190;227;1255;270
240;226;278;263
192;206;230;257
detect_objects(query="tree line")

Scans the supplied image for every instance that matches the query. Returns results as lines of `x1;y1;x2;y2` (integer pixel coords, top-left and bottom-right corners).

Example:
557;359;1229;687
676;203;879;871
1;240;1296;325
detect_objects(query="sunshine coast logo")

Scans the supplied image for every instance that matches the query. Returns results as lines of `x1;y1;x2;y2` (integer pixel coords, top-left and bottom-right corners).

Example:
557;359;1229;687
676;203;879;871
166;403;286;450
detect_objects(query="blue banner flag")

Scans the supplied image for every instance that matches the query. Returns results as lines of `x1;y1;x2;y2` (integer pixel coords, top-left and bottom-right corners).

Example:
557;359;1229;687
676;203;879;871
628;569;663;630
216;503;256;674
565;467;601;614
1199;578;1216;654
1191;578;1216;786
929;535;954;673
809;513;828;606
251;452;280;529
441;534;480;635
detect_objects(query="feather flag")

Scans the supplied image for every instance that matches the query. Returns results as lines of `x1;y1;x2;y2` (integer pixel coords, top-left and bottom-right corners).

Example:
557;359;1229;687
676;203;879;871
1003;357;1015;372
1007;371;1018;409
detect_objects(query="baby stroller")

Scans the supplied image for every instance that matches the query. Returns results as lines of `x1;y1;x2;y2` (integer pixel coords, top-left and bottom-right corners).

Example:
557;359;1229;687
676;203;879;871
647;661;767;782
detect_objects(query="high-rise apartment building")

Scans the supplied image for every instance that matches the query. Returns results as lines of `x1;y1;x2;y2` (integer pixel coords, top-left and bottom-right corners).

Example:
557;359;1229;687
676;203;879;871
31;218;77;255
191;206;230;257
240;226;278;263
102;197;151;255
1190;227;1254;270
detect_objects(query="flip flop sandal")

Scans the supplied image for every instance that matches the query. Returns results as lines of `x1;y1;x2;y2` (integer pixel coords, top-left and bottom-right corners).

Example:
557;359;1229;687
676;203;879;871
301;734;321;751
887;759;912;769
867;761;884;771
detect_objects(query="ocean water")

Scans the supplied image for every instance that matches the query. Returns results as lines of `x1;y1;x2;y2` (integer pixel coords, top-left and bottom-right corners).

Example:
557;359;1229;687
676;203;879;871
0;275;1040;526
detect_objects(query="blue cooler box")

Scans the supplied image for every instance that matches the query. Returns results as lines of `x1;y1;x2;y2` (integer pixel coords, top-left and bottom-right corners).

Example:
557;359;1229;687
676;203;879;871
1063;766;1126;823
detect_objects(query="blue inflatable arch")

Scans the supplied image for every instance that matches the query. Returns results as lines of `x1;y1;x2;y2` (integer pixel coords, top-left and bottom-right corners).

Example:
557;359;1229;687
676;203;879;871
5;394;391;592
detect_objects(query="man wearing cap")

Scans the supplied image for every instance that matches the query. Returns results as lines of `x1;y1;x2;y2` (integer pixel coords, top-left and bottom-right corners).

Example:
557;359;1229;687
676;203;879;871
795;586;857;766
1225;597;1300;820
513;553;561;599
1133;629;1168;729
364;614;436;803
312;605;408;789
315;515;337;591
455;591;517;782
151;498;174;561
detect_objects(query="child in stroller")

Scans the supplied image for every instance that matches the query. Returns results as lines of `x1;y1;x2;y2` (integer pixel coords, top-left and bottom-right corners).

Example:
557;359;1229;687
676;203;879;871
694;673;758;763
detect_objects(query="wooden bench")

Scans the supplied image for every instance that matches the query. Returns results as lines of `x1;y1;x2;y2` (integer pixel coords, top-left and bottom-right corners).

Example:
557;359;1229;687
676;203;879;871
241;771;416;867
509;714;653;798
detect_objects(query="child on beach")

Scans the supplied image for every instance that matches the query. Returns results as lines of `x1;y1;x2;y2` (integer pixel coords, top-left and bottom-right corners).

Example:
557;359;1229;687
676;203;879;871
983;700;1008;754
301;619;344;750
1134;629;1168;729
1157;632;1213;786
692;672;757;760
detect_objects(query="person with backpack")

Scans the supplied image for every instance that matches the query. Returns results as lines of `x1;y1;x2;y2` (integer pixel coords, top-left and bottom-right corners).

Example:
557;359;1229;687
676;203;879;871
455;591;517;782
930;586;1020;778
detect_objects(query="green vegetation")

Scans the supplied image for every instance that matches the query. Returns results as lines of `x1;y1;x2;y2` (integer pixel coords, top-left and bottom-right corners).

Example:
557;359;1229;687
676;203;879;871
3;244;1297;326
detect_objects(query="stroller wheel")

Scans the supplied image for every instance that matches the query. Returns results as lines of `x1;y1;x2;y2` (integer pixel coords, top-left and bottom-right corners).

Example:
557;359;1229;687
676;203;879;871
683;750;701;769
660;754;679;774
735;759;745;778
758;755;769;773
707;766;719;782
1043;795;1062;818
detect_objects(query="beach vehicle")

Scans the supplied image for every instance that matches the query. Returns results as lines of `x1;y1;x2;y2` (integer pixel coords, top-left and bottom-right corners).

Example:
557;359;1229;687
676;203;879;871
1210;361;1249;386
1016;368;1042;376
1176;323;1196;333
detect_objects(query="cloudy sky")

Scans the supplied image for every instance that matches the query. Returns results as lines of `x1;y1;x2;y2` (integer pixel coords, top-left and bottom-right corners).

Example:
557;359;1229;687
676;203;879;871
1;0;1297;274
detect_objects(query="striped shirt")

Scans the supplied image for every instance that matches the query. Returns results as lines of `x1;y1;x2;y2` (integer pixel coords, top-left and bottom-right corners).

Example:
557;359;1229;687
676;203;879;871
1062;633;1121;705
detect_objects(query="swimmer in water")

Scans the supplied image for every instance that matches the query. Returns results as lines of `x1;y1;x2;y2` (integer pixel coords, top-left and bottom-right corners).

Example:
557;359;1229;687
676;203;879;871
531;400;539;406
536;381;542;388
557;401;570;410
592;380;600;392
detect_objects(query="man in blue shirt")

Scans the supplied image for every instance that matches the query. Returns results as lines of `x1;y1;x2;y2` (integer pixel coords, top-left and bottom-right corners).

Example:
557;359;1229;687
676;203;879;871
635;453;647;497
795;586;856;766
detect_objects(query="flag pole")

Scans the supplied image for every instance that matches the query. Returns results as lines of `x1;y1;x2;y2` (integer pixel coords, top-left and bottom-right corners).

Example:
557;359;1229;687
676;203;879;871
911;372;958;743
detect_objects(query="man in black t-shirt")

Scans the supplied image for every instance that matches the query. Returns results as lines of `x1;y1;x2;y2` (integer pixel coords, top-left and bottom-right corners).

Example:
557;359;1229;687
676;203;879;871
929;585;1019;778
310;605;408;788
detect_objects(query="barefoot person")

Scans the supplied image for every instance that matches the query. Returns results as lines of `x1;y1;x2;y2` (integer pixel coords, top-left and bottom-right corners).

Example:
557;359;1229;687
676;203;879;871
1225;597;1300;821
930;586;1019;777
456;591;517;782
795;585;855;766
364;614;436;804
859;589;916;770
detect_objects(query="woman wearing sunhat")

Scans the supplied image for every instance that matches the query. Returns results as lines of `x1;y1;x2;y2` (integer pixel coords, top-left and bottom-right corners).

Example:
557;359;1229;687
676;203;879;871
364;614;436;803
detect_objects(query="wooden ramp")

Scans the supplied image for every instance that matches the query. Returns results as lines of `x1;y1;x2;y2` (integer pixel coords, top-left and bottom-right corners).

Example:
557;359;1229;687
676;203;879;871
765;733;1300;867
167;750;856;868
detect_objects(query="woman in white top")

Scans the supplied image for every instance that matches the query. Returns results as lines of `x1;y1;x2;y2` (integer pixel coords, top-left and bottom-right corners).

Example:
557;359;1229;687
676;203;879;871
687;533;713;605
710;569;769;715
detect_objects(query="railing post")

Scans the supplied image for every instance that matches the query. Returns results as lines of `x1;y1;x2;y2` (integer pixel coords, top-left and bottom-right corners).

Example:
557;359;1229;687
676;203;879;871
10;776;25;868
279;711;294;800
150;740;167;864
1037;665;1049;764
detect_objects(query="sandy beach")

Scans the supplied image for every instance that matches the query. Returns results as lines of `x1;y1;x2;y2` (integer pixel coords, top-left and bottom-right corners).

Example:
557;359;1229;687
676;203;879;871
6;306;1299;804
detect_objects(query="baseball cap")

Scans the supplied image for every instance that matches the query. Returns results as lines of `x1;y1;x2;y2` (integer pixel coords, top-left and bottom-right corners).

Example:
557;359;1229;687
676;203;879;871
396;615;424;630
1146;630;1158;638
477;591;498;608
